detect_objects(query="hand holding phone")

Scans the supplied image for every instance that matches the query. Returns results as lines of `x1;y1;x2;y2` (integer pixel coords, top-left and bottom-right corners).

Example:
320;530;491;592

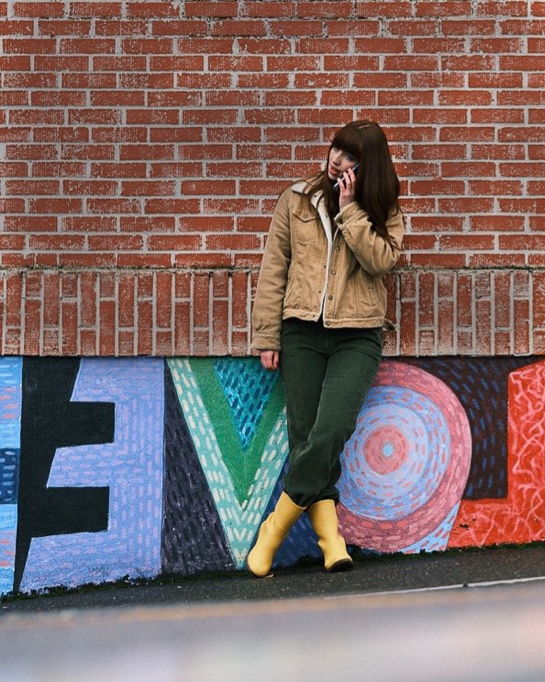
333;163;360;191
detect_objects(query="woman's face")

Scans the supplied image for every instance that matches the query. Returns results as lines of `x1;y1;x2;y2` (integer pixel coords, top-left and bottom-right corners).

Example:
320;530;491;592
327;146;358;182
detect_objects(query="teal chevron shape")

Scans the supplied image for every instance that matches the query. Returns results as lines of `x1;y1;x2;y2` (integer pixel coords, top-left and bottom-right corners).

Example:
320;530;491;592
188;358;284;505
212;358;279;450
167;358;289;567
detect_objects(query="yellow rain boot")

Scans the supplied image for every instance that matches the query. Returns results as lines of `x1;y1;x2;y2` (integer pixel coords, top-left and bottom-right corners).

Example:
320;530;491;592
247;492;305;578
307;499;353;572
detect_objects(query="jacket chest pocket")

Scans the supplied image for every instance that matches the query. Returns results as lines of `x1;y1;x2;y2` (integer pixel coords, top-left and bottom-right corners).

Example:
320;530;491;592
291;209;319;244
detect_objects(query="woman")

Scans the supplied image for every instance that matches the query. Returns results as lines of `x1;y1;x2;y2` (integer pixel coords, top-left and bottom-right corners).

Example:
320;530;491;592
247;120;404;577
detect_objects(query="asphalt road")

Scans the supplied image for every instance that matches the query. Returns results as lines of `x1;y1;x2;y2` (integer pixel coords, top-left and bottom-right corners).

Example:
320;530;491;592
2;543;545;612
3;545;545;682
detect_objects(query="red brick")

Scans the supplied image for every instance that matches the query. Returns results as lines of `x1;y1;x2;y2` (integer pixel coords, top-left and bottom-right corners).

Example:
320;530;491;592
35;55;89;71
38;19;92;36
70;2;123;18
117;273;135;329
416;271;435;328
231;271;249;328
155;330;174;356
0;3;542;358
174;272;192;299
99;300;116;355
192;329;211;356
152;20;208;37
192;273;211;329
61;300;78;355
245;2;295;18
4;328;23;355
93;55;147;71
514;300;531;354
95;19;148;37
116;330;135;356
79;272;98;329
475;299;492;355
211;300;229;355
155;271;173;329
494;331;512;355
0;19;34;35
63;180;117;196
21;273;40;302
230;330;250;356
233;253;263;268
122;38;174;54
174;301;191;355
118;253;173;268
301;1;353;18
58;253;116;268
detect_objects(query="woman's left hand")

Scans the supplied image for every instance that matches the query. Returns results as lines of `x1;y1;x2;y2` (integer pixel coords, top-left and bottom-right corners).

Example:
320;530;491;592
338;167;357;209
260;350;280;371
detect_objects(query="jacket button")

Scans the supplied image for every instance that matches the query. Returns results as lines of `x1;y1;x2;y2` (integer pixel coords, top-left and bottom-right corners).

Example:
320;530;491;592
328;295;333;300
331;270;336;275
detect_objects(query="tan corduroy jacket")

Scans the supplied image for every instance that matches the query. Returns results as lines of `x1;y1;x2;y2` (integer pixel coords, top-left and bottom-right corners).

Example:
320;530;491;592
251;181;405;352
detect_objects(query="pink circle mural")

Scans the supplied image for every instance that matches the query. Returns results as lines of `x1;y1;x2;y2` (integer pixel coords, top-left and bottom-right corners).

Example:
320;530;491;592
338;361;472;553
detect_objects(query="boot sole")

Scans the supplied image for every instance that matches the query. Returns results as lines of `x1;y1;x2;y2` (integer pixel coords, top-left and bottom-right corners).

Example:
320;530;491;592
326;559;354;573
248;569;275;579
246;558;275;578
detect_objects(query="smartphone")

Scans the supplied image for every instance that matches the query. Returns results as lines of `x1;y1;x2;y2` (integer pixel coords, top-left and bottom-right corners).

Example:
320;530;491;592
333;163;360;191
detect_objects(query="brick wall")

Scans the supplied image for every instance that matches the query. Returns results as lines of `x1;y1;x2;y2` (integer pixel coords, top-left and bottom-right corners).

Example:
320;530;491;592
1;0;544;356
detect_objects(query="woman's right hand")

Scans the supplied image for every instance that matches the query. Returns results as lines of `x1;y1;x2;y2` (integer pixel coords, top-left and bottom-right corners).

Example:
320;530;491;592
338;166;357;209
260;350;280;371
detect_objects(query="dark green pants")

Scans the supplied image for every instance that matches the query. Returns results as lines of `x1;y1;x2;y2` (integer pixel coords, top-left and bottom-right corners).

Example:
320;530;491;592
280;318;383;508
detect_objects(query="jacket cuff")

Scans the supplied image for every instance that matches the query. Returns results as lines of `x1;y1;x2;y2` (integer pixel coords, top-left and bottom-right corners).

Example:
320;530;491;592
251;332;281;352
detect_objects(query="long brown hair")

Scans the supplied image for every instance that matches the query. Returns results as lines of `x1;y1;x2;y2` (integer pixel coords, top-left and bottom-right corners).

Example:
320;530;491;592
304;120;400;246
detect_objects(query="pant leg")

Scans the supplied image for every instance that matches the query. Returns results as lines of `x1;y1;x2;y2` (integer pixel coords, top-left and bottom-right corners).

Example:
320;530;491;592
318;326;383;501
282;326;382;507
280;318;328;452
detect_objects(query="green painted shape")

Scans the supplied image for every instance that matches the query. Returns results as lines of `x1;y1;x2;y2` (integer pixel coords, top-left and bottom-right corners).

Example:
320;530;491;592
188;358;285;506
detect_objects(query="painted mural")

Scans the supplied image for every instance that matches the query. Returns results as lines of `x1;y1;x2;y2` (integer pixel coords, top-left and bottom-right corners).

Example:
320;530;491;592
0;355;544;596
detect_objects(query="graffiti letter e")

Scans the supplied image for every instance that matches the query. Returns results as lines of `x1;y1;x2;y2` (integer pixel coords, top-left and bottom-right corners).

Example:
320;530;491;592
14;358;114;592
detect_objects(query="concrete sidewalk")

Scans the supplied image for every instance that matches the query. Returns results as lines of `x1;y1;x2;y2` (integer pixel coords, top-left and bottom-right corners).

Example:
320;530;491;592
2;543;545;613
2;546;545;682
